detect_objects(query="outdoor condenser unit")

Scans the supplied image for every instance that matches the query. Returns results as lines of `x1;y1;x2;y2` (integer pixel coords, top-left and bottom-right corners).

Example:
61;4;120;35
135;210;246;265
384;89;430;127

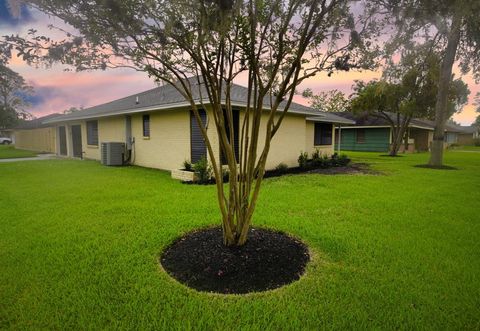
101;142;125;166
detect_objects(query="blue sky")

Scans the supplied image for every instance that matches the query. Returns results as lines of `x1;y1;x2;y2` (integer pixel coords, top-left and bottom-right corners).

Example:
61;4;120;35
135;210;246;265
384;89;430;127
0;0;33;26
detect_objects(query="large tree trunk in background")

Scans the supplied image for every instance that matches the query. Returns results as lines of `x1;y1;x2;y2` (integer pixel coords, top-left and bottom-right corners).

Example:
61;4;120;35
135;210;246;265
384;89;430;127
389;115;411;156
429;15;462;167
390;125;407;156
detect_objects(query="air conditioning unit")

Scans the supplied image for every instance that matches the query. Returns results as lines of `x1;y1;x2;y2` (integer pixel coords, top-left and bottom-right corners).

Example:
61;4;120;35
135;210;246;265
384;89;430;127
101;142;125;166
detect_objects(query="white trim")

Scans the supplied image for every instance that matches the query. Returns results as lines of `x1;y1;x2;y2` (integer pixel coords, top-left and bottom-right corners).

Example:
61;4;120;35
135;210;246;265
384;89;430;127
306;116;355;124
338;125;390;129
410;125;434;130
338;125;436;131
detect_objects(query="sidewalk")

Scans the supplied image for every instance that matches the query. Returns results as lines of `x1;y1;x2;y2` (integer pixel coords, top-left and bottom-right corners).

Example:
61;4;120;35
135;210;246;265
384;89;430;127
0;154;57;163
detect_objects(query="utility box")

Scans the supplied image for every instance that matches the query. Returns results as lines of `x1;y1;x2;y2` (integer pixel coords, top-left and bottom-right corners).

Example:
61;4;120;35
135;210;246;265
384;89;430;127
101;142;125;166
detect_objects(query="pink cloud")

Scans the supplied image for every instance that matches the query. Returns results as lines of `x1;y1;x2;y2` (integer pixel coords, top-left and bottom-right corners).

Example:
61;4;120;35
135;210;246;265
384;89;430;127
1;7;478;125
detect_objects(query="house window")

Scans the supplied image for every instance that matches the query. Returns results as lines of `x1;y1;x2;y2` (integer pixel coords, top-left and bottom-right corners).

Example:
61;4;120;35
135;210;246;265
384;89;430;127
314;123;332;145
356;129;366;143
143;114;150;137
86;120;98;146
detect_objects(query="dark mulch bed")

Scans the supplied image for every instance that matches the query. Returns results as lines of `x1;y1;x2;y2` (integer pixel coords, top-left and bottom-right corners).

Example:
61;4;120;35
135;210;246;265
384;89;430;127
160;227;310;294
413;164;458;170
305;163;380;175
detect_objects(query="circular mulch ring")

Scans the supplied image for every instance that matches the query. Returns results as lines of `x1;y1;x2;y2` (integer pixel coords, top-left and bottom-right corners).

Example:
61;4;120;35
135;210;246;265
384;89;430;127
160;227;310;294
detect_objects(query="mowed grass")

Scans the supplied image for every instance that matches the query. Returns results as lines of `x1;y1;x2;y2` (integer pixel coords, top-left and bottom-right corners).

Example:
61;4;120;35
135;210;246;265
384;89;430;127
0;145;37;159
456;145;480;151
0;151;479;330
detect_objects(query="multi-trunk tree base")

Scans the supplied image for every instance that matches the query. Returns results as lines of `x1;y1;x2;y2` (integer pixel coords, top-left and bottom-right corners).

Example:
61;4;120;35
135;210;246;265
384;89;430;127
160;226;310;294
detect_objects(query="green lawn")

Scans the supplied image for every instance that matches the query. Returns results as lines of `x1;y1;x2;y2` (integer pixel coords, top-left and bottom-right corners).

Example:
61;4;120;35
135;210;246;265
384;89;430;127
0;145;38;159
0;151;479;330
456;145;480;151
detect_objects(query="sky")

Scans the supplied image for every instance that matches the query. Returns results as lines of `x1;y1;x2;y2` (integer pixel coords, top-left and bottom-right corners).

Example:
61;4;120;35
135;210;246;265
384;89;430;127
0;1;478;125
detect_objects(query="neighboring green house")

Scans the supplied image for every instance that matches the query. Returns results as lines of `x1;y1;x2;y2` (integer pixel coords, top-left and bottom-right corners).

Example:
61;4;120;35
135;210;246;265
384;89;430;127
332;112;467;153
336;127;390;152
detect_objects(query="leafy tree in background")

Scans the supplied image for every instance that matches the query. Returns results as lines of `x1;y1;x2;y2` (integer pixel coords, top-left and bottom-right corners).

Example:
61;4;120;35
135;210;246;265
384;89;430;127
0;64;33;129
302;88;350;112
63;106;83;114
3;0;380;246
350;80;413;156
350;48;469;156
474;93;480;130
379;0;480;166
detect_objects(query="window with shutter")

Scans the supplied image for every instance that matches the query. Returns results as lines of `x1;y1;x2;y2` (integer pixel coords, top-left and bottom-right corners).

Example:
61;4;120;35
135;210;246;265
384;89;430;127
143;115;150;137
314;123;333;145
86;120;98;146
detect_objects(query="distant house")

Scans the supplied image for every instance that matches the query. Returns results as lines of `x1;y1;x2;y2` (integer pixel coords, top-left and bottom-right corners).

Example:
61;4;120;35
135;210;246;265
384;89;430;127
12;113;62;152
332;112;468;153
20;79;353;172
456;125;479;145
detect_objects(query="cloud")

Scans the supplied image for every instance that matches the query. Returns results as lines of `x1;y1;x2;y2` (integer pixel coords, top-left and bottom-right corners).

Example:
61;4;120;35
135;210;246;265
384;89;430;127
0;0;35;27
1;1;478;126
22;70;156;116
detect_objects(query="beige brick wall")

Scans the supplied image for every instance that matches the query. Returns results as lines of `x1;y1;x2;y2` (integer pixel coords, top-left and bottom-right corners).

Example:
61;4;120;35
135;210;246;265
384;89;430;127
83;116;127;160
195;110;335;170
257;112;307;169
132;108;191;170
14;127;56;153
56;107;337;172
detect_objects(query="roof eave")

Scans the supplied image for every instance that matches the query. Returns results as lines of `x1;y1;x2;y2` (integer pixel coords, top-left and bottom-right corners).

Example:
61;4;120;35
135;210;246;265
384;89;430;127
306;116;355;125
44;100;318;123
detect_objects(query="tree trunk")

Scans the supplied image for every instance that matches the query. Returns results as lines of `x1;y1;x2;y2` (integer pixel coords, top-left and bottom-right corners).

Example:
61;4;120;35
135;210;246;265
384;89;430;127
428;14;462;167
389;115;411;156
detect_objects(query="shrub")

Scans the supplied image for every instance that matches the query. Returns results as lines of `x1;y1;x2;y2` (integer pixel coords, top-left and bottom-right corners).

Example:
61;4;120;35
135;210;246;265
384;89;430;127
336;153;351;166
275;163;289;174
222;168;230;182
320;154;331;168
311;149;321;161
298;151;309;168
183;160;192;171
473;138;480;146
193;156;212;183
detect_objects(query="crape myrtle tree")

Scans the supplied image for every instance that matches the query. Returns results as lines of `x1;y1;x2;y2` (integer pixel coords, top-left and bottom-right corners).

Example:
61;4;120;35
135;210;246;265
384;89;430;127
3;0;380;246
379;0;480;166
0;64;33;129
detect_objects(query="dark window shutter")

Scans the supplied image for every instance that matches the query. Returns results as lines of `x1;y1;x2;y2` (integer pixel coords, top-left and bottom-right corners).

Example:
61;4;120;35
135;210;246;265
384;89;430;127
59;126;67;155
143;115;150;137
221;108;239;165
190;109;207;163
86;120;98;146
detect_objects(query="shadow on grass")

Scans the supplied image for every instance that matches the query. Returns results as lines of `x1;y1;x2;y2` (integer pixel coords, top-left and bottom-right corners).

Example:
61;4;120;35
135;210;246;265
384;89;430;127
413;164;459;170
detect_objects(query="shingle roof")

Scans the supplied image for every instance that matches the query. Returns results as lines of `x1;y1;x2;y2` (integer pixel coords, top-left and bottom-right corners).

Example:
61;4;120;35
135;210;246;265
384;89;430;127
444;124;478;134
306;113;355;124
331;112;468;133
14;113;62;129
44;78;328;124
